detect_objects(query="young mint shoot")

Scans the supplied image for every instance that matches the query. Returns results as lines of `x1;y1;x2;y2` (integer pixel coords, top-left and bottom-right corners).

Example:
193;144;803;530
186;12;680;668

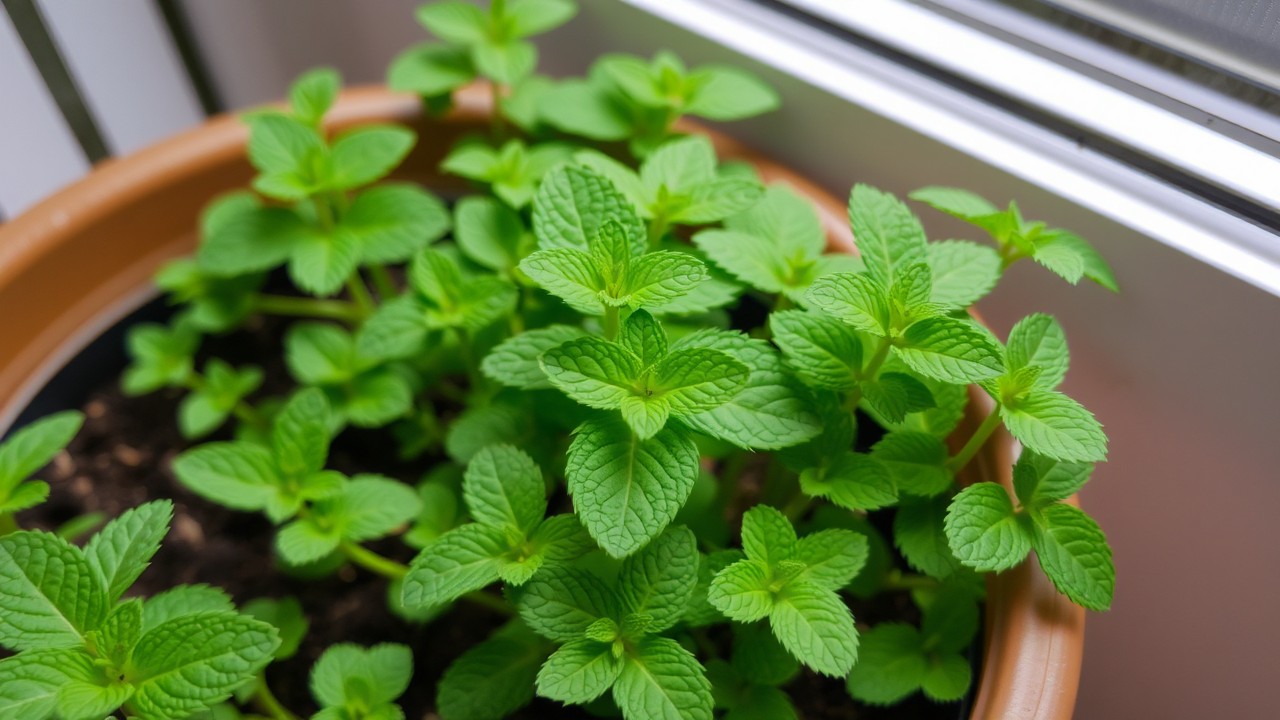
0;1;1122;717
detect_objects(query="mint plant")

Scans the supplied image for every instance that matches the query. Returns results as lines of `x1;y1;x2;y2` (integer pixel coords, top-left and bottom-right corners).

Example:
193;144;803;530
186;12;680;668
3;1;1121;717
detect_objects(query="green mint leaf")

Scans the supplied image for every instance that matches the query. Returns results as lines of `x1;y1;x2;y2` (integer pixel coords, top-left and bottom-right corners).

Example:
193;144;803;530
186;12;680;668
770;309;862;390
533;164;646;255
730;621;800;686
516;565;618;642
844;623;927;705
508;0;576;37
693;229;792;296
922;585;980;654
401;523;508;609
860;371;936;425
405;467;464;550
173;442;279;514
890;262;935;312
1006;313;1069;390
344;184;451;264
520;248;607;315
529;514;594;564
196;194;309;277
727;184;824;259
640;136;761;224
328;125;415;189
1000;389;1107;462
684;65;779;120
472;38;537;85
722;685;798;720
178;360;262;440
848;185;928;288
537;77;633;142
410;248;518;331
867;364;968;438
909;186;999;219
799;452;897;512
619;396;670;440
355;297;427;360
1032;504;1115;610
894;495;967;579
55;673;133;720
84;500;171;602
794;528;868;591
612;636;713;720
445;401;535;464
944;483;1033;572
244;113;327;200
154;258;263;333
0;411;81;494
464;445;547;534
130;611;279;719
536;638;622;705
310;643;412;712
617;526;698;633
574;150;648;213
94;598;142;669
623;252;708;309
1031;230;1117;290
1012;450;1093;507
286;228;361;297
142;585;235;633
416;2;487;43
437;622;547;720
0;648;96;719
769;582;858;677
619;310;669;368
925;240;1001;309
122;321;199;396
597;53;669;107
0;531;107;650
707;559;774;622
740;505;796;566
896;316;1004;384
651;347;748;416
672;330;821;450
276;516;342;566
455;196;529;273
388;43;475;97
329;475;422;542
289;67;339;125
242;597;308;661
542;336;642;410
273;389;331;478
921;654;973;702
285;321;355;385
805;272;890;335
566;417;699;557
871;431;953;497
682;550;743;627
482;325;587;390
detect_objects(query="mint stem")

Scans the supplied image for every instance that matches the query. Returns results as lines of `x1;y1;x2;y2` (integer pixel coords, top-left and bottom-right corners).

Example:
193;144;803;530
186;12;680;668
846;335;894;410
346;273;376;314
340;541;409;579
368;263;398;298
255;295;366;322
0;512;18;536
603;306;620;341
946;407;1003;474
250;676;299;720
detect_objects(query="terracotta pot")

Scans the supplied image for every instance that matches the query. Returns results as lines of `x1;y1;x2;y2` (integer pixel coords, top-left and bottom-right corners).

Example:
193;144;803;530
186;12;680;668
0;85;1084;718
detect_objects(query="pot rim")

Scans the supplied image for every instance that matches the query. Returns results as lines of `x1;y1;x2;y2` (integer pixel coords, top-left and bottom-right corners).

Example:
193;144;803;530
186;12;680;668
0;84;1084;719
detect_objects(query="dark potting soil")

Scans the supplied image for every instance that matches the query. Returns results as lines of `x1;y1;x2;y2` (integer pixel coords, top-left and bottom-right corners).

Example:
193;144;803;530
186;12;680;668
13;311;968;720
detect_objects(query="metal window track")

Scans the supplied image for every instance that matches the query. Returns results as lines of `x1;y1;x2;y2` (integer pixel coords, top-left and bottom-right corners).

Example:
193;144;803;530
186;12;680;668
619;0;1280;296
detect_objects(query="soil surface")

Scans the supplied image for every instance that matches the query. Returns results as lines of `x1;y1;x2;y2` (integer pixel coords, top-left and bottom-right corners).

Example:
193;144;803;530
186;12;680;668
15;311;967;720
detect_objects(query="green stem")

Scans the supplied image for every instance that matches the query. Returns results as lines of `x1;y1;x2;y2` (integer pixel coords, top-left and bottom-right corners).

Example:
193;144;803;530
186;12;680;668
346;274;376;315
490;81;506;139
602;306;620;341
462;590;513;615
782;493;814;522
647;216;669;248
0;513;18;536
846;335;895;409
340;541;408;579
368;264;398;299
250;676;299;720
255;295;366;322
946;407;1004;474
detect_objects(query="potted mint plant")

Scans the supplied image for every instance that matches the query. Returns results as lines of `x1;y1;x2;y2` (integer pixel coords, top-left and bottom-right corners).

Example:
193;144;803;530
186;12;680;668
0;1;1115;718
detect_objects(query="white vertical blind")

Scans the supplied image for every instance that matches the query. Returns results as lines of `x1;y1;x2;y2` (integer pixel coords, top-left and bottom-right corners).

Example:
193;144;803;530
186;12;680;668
0;8;87;217
34;0;204;155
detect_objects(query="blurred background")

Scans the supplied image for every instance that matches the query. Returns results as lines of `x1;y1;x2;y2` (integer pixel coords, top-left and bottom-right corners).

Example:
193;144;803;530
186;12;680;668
2;0;1278;716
